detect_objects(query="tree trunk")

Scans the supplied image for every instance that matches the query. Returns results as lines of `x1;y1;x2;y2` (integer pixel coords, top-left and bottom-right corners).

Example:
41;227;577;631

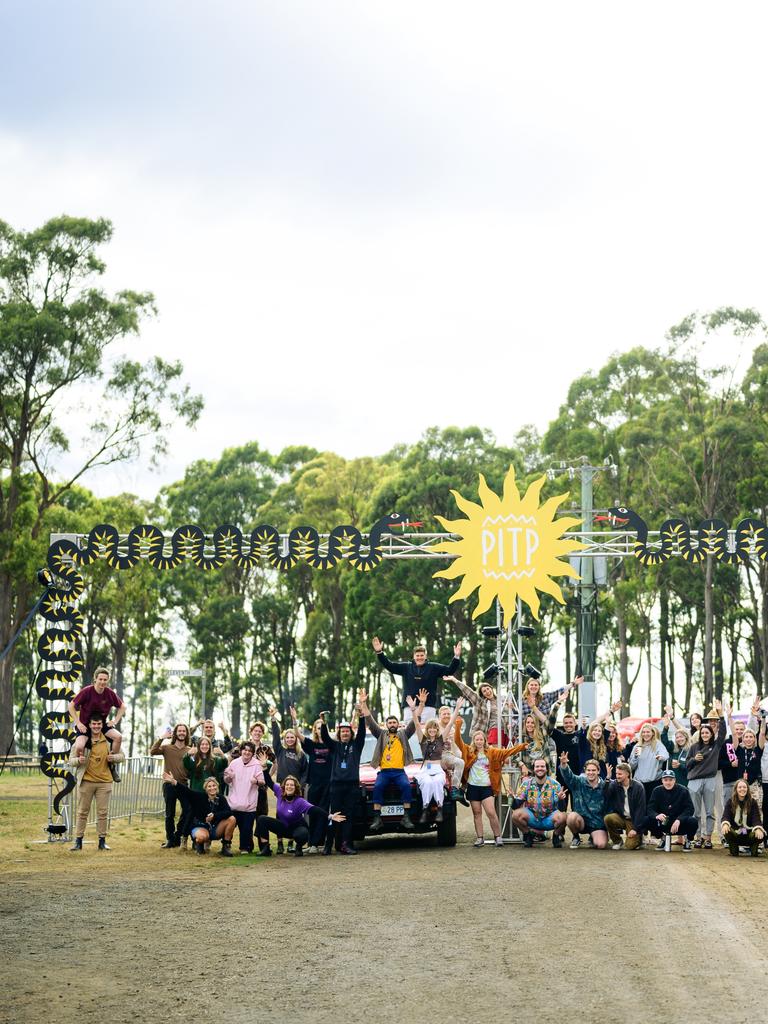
682;610;701;712
616;601;631;713
0;575;34;757
230;664;241;739
714;611;724;701
703;555;715;707
761;561;768;693
114;619;126;701
659;583;670;709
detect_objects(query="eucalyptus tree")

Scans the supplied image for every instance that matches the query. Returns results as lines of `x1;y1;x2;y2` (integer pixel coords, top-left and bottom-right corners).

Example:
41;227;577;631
0;216;201;752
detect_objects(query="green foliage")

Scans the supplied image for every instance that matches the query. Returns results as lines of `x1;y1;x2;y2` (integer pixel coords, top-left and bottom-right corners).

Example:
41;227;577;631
0;215;201;753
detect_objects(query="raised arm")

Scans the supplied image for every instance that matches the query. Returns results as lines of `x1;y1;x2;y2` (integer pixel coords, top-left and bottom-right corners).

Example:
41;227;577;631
150;730;171;756
453;717;471;761
406;695;424;740
716;702;729;746
359;692;381;738
270;713;283;755
663;704;686;733
354;712;367;751
596;700;623;725
440;698;464;742
442;675;478;706
497;741;527;762
320;721;336;751
372;636;408;676
431;642;462;676
559;754;576;789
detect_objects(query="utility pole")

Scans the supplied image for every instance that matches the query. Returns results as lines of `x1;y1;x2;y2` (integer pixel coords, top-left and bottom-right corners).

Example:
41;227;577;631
548;456;617;720
577;460;597;720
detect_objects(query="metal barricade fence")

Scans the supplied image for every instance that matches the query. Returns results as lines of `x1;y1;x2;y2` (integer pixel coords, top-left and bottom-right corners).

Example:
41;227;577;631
69;755;165;830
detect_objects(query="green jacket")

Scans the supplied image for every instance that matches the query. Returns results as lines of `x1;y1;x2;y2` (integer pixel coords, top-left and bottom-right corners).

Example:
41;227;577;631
182;753;228;791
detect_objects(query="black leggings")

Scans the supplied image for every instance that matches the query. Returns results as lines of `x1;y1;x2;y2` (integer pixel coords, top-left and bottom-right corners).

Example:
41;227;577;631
256;807;325;850
329;781;359;847
307;780;331;846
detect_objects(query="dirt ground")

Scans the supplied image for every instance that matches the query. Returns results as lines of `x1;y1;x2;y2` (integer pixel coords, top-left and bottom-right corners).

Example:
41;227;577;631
2;774;767;1024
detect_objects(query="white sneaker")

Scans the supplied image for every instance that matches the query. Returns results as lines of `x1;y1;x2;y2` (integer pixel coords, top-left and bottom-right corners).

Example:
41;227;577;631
494;836;503;847
306;845;319;855
570;836;582;849
611;841;623;851
473;837;484;847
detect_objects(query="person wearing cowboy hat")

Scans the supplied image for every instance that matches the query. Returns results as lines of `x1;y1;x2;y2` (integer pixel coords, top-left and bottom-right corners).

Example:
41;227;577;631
319;704;367;855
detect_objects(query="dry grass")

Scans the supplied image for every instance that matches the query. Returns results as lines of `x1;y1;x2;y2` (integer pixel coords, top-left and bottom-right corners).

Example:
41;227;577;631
0;773;269;877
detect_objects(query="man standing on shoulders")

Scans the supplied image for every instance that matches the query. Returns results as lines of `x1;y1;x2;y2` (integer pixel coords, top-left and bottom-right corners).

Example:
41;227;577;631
69;667;125;781
359;689;418;833
558;753;608;849
640;768;697;851
603;762;646;850
69;712;125;851
372;636;461;723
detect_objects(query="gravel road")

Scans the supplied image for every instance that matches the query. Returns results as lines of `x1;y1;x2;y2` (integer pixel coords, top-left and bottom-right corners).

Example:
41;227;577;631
3;808;766;1024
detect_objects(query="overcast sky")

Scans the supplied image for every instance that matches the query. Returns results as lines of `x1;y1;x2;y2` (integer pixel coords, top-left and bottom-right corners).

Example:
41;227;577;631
2;1;768;499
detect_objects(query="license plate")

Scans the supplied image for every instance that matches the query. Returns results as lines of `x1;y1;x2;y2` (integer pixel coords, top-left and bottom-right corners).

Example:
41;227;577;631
380;804;404;817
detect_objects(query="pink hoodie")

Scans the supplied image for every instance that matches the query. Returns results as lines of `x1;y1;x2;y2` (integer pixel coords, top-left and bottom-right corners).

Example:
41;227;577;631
222;755;264;811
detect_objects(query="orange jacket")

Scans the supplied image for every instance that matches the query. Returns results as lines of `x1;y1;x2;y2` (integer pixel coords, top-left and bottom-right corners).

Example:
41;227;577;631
454;720;525;795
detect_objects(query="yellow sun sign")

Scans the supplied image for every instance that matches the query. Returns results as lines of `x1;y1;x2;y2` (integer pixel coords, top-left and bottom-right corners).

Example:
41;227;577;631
432;466;583;624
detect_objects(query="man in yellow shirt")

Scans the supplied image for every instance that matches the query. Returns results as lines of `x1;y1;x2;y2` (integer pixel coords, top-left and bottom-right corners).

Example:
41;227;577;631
359;692;416;833
69;712;124;851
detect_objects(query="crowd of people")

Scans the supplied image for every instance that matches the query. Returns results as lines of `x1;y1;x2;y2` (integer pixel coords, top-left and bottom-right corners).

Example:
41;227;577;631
65;645;768;860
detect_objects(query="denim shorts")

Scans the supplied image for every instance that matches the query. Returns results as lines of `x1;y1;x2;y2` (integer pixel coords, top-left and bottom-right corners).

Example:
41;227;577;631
526;809;557;830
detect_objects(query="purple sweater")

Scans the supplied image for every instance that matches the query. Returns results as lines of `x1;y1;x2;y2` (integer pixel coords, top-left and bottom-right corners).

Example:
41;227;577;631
273;782;313;827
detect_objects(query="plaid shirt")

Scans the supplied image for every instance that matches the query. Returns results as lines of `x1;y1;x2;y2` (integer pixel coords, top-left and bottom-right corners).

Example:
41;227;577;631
516;775;562;818
521;688;567;720
454;679;517;736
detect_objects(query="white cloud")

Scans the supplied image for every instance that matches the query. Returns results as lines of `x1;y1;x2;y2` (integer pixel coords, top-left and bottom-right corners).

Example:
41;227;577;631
2;2;768;500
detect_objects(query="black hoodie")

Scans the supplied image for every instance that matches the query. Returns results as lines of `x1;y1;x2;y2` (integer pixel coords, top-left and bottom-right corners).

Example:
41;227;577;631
646;782;695;821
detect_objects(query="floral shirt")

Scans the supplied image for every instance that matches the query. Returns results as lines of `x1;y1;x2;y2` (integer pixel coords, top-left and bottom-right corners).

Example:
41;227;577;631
516;776;562;818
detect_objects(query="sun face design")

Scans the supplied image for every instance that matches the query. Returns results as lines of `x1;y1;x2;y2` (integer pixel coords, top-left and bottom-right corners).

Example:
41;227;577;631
432;466;583;623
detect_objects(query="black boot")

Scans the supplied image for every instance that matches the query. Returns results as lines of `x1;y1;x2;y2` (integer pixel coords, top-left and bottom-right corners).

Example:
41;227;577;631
220;839;233;858
256;842;272;857
98;837;111;851
369;812;383;833
70;837;83;852
340;842;358;855
401;811;415;831
322;837;333;856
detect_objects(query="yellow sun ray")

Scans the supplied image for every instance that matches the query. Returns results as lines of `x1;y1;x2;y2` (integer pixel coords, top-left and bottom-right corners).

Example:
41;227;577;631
432;466;582;624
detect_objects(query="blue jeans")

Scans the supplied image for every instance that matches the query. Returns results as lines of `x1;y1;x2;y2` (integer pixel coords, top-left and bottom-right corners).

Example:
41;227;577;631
372;768;412;805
